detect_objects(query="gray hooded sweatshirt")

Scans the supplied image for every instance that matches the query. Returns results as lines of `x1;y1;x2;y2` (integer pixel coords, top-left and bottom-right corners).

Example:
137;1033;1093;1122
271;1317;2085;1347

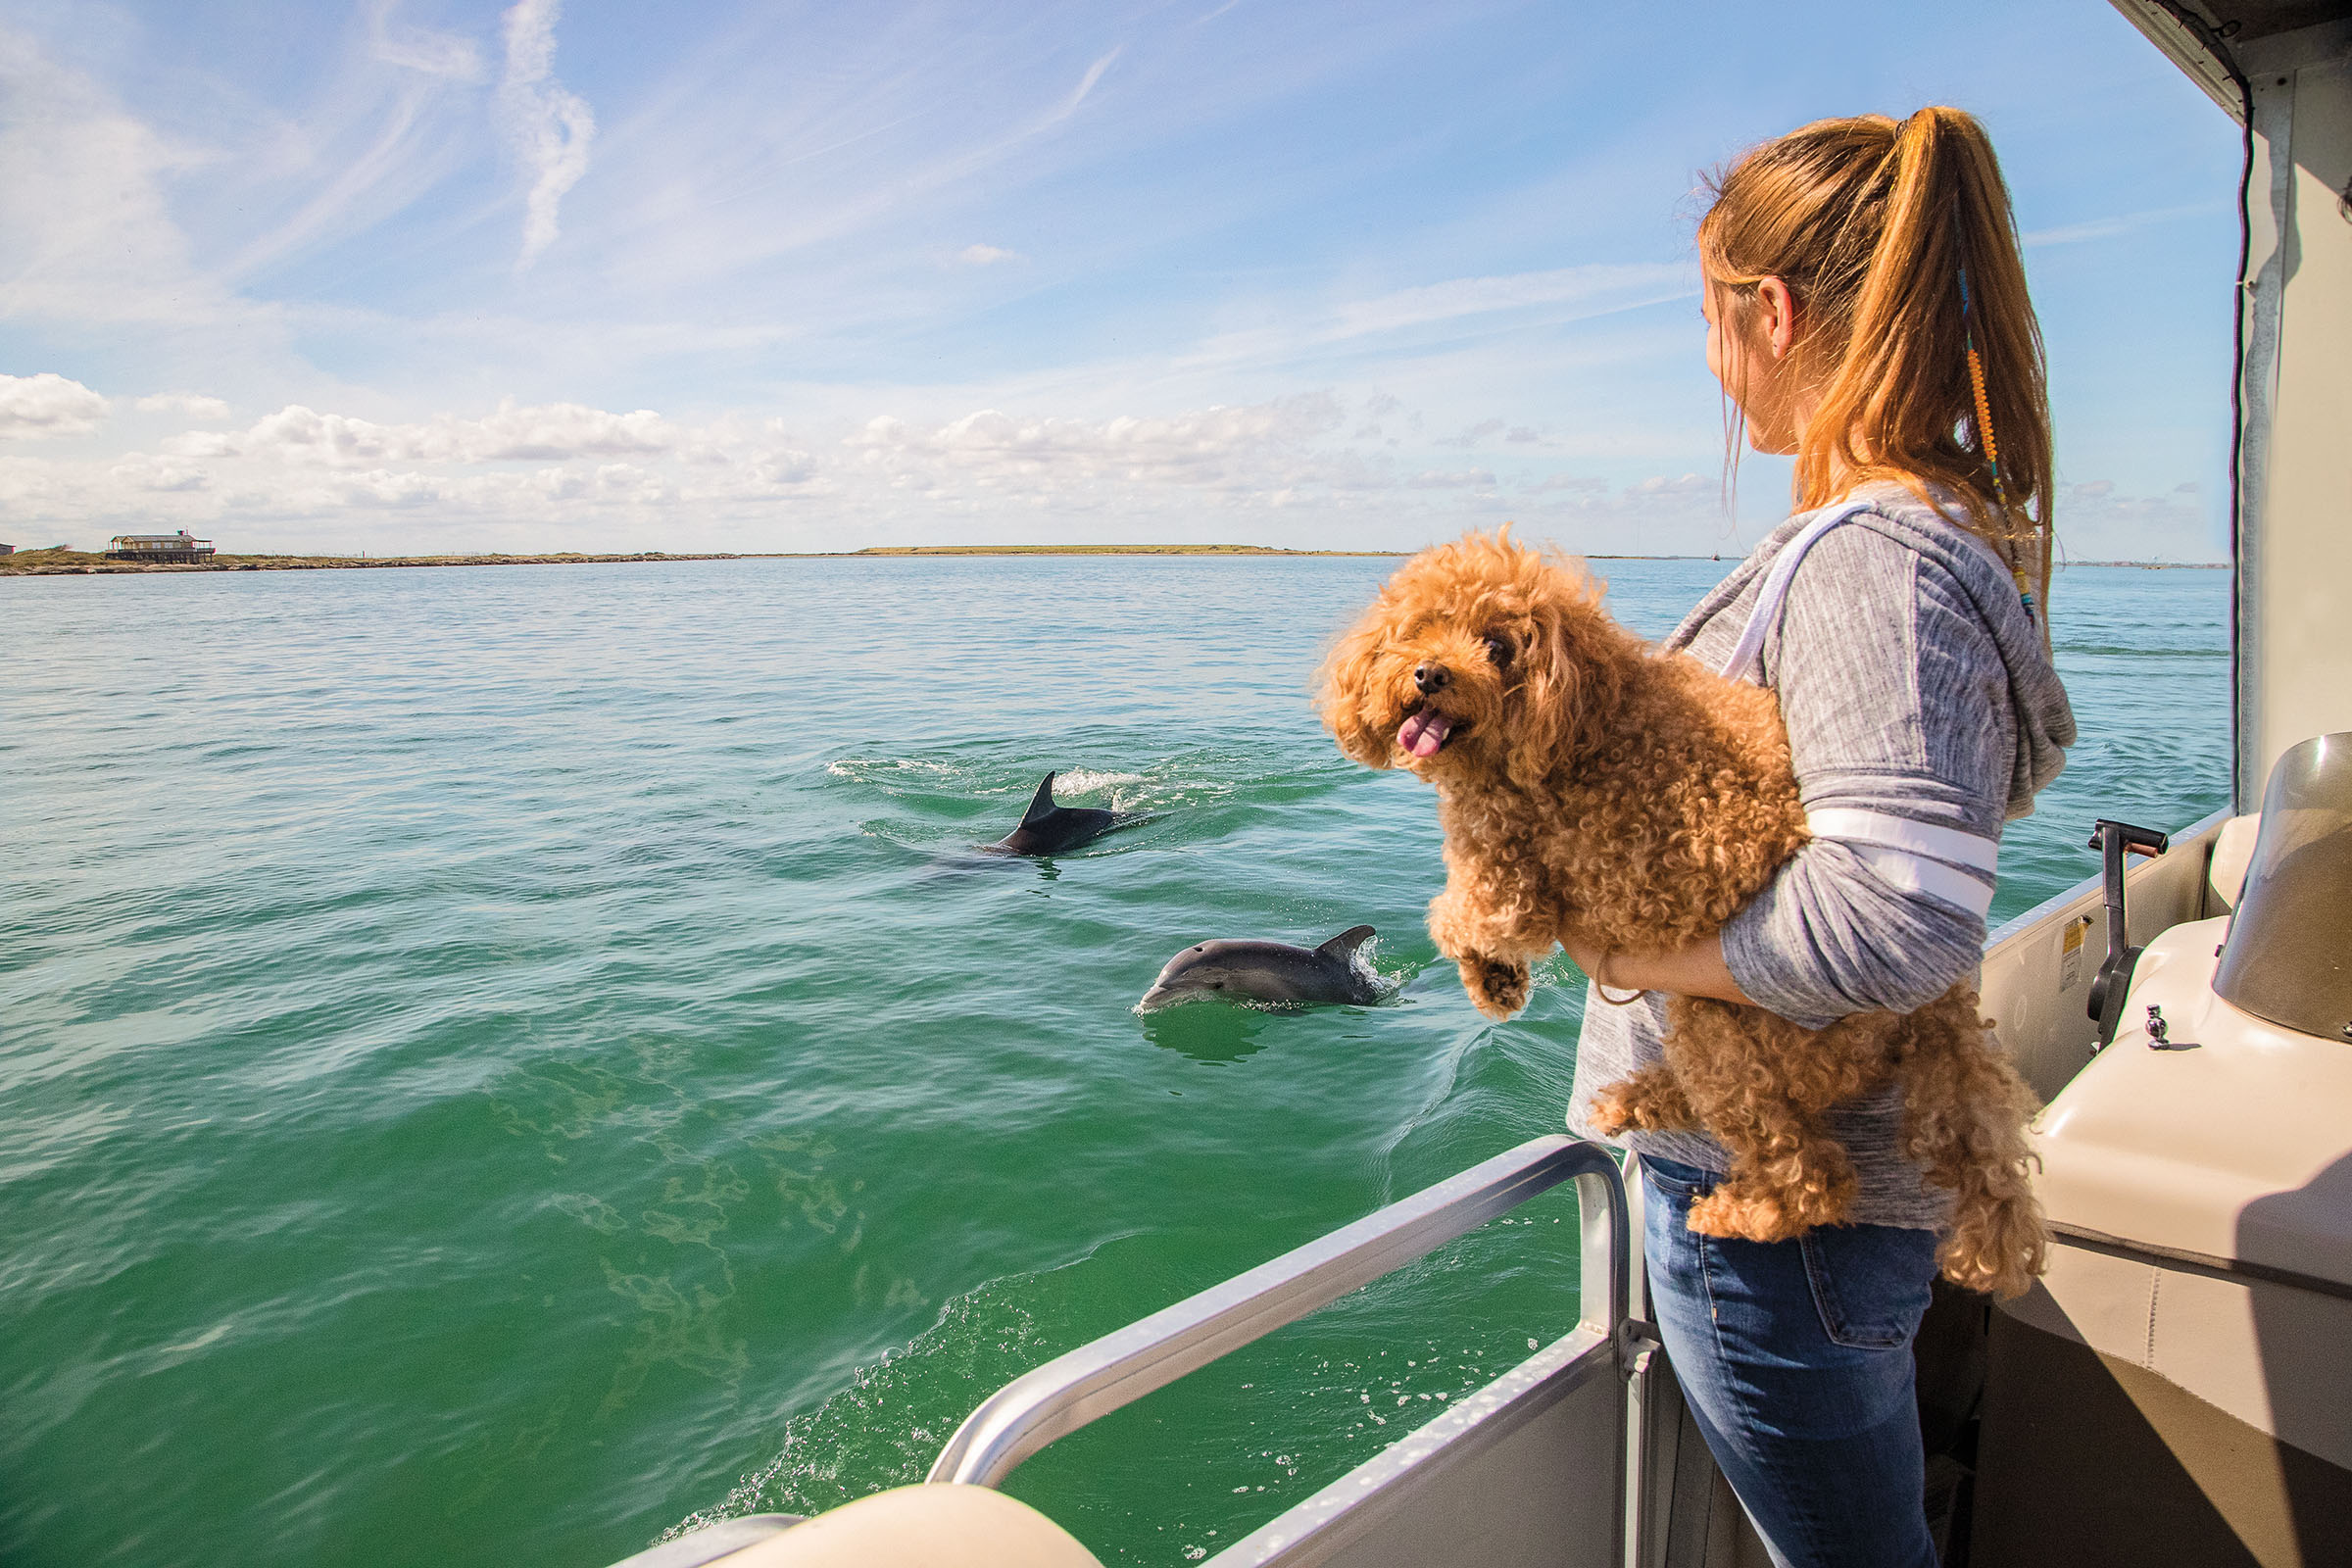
1565;481;2077;1230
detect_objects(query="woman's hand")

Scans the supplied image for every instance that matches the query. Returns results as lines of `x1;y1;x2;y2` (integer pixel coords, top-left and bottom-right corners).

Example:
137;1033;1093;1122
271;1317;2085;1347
1562;933;1755;1006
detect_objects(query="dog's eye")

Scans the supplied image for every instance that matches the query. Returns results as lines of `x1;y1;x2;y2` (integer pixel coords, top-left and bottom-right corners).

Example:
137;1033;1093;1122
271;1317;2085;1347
1483;634;1514;665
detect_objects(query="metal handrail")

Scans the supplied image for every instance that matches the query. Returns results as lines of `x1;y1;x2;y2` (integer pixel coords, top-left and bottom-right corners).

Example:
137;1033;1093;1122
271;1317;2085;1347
928;1134;1627;1489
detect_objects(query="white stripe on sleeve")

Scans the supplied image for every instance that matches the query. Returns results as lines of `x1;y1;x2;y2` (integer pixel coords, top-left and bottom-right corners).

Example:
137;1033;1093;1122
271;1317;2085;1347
1843;843;1997;918
1805;807;2000;874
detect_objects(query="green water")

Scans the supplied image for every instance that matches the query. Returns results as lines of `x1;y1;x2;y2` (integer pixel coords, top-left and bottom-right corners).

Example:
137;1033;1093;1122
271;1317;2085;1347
0;559;2228;1567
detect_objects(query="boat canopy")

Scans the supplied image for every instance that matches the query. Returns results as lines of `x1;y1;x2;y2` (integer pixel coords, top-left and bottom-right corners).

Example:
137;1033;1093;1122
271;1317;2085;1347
2110;1;2352;808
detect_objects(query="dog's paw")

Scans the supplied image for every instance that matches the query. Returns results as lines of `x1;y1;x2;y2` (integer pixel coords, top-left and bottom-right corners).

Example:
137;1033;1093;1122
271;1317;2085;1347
1686;1186;1807;1244
1590;1067;1694;1133
1687;1177;1850;1244
1460;956;1530;1019
1586;1093;1634;1136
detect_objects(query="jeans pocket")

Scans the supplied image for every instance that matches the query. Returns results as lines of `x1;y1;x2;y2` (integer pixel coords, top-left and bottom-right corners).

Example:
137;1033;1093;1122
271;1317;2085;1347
1639;1155;1715;1200
1798;1224;1938;1350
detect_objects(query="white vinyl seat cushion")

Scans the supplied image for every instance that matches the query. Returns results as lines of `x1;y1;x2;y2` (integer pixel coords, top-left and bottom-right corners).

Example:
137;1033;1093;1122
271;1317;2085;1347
2207;812;2261;910
709;1485;1104;1568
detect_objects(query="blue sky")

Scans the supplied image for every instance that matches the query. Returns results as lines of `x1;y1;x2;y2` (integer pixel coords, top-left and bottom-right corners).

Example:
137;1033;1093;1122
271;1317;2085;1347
0;0;2239;558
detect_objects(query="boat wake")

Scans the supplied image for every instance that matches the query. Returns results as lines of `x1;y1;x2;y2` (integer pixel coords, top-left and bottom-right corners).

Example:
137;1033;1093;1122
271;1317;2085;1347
655;1240;1137;1545
830;750;1320;857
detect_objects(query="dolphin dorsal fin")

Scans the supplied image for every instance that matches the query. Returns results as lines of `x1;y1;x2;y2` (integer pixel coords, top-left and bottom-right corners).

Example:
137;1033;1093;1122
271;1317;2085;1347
1020;772;1060;825
1317;925;1376;958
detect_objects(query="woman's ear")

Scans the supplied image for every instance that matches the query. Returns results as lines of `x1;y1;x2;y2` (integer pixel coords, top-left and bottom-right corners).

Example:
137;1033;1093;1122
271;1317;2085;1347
1316;616;1396;768
1756;275;1800;361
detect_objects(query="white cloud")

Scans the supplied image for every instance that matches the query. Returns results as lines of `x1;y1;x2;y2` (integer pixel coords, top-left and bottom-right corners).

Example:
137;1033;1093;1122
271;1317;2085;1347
956;243;1020;267
320;468;445;509
0;372;110;439
1435;417;1505;450
846;395;1348;492
0;381;2225;565
1182;262;1691;373
5;392;1376;542
110;453;210;492
1054;48;1121;123
1332;264;1689;340
2054;477;2219;562
135;393;233;420
2022;203;2213;249
0;385;1736;556
0;34;215;324
498;0;596;272
369;0;484;81
172;399;670;466
0;29;435;405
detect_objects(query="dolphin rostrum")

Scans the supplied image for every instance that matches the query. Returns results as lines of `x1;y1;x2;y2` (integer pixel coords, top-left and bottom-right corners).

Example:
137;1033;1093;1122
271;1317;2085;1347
1136;926;1386;1011
987;771;1149;857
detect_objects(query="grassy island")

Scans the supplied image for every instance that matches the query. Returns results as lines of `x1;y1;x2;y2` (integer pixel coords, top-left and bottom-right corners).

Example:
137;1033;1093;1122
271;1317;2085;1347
0;542;1405;575
0;547;746;575
843;543;1397;557
0;544;2229;578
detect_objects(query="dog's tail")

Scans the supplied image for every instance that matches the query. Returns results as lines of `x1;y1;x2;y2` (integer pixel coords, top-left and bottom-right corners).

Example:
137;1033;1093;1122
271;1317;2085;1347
1898;988;2049;1300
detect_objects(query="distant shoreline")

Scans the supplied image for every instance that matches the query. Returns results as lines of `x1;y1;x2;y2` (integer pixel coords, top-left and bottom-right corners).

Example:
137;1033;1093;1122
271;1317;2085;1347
0;549;748;576
0;545;2230;576
1;545;1399;574
839;543;1396;558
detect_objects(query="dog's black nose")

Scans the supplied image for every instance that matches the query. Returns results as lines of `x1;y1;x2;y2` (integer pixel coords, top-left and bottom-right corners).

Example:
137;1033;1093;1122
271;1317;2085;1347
1413;662;1449;694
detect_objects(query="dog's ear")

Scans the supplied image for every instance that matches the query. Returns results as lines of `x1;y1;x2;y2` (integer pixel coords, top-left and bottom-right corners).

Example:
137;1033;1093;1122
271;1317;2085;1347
1505;606;1576;791
1504;564;1623;790
1316;607;1399;769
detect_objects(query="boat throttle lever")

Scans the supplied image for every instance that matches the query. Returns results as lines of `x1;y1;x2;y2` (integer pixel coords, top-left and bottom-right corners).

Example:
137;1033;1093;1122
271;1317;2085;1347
2086;819;2170;1048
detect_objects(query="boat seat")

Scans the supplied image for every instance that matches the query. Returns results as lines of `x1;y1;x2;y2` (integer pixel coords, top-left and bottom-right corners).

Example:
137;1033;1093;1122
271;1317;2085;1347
2206;812;2260;910
703;1485;1103;1568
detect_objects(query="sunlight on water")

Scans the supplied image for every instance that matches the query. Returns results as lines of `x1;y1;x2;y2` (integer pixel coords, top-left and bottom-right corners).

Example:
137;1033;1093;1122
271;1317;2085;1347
0;558;2227;1567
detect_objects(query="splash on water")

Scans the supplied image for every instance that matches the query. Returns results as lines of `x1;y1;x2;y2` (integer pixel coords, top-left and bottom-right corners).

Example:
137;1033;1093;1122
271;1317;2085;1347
1053;768;1148;797
659;1241;1135;1545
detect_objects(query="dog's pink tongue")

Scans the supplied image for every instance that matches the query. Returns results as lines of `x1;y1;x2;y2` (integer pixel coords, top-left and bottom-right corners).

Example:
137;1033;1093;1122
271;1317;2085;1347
1398;710;1453;759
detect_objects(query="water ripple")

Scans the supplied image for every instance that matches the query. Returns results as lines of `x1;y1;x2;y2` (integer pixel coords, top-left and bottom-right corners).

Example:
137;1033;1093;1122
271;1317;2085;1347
0;561;2226;1567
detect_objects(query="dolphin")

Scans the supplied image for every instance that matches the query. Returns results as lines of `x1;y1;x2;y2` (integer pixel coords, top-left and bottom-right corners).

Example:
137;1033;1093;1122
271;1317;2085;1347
1137;926;1386;1011
987;771;1150;857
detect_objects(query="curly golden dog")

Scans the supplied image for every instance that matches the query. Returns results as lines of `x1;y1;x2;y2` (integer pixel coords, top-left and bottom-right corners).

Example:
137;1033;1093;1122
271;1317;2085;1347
1318;529;2045;1298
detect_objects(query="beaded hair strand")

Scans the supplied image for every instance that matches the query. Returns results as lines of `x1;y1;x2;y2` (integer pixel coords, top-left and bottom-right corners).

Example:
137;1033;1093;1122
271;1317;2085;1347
1699;109;2056;641
1953;203;2037;619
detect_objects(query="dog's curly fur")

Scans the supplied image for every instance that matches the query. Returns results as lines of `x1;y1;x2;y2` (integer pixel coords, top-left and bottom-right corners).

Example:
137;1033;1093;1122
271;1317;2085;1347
1317;528;2046;1298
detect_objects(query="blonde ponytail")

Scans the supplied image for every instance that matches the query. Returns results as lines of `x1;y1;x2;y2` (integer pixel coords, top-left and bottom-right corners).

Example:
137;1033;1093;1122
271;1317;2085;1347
1698;108;2053;632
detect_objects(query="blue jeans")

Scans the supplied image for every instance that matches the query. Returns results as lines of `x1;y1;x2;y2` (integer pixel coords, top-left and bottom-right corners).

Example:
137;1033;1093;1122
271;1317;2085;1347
1641;1155;1940;1568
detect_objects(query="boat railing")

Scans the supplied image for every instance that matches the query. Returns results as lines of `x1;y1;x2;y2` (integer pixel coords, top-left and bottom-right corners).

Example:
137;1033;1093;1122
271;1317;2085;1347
613;1137;1636;1568
927;1135;1636;1568
929;1134;1628;1491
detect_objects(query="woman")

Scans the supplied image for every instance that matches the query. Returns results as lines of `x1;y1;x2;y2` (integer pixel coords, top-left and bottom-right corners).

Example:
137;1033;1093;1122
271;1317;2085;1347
1562;109;2077;1566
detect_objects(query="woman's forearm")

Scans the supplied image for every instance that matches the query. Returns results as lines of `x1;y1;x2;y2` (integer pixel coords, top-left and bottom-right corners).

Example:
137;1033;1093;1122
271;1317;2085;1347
1572;934;1755;1006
